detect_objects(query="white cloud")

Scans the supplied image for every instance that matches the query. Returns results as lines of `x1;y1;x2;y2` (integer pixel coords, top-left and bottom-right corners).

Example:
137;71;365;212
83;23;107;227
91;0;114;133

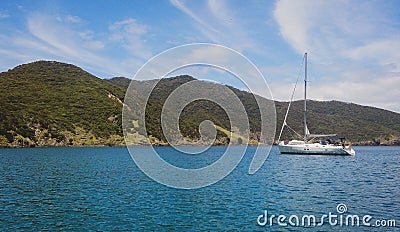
170;0;261;52
108;18;152;60
274;0;400;64
273;1;310;54
273;0;400;112
170;0;223;45
268;72;400;112
55;15;82;23
109;18;148;35
267;62;400;112
64;15;82;23
0;13;154;78
27;14;80;57
346;38;400;71
24;13;122;76
170;0;219;34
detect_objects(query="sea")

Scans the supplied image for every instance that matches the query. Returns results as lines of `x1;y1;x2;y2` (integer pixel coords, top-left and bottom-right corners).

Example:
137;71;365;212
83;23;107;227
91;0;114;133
0;146;399;231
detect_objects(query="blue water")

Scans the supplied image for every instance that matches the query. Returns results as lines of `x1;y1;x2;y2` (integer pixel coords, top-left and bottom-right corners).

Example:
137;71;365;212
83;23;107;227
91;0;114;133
0;146;399;231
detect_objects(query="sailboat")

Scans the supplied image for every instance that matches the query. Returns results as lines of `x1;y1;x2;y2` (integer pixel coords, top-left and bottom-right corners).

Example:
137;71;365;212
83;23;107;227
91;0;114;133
277;53;355;156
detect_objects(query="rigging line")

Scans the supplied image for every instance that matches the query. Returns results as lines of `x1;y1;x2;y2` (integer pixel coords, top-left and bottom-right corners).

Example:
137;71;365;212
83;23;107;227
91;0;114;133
287;128;294;139
286;124;302;139
277;54;305;142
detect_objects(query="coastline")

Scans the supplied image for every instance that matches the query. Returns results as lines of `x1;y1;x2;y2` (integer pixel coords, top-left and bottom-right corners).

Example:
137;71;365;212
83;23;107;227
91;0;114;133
1;142;400;149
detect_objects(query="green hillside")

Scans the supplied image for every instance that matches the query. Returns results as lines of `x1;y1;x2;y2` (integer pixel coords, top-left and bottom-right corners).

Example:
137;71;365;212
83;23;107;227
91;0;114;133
111;76;400;145
0;61;126;147
113;75;271;145
275;100;400;144
0;61;399;147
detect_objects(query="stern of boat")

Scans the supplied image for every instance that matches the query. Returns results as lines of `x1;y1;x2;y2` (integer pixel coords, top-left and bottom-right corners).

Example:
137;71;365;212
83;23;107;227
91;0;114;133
345;146;356;156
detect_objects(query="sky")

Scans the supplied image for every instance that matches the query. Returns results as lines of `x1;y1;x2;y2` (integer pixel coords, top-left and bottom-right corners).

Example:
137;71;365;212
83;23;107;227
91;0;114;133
0;0;399;112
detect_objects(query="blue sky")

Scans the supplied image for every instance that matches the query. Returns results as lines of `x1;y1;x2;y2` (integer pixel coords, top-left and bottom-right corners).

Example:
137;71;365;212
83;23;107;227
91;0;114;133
0;0;399;112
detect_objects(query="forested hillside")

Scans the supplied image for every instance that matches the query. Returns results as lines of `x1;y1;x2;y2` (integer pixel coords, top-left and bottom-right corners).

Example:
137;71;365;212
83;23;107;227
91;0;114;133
1;61;399;147
0;61;125;147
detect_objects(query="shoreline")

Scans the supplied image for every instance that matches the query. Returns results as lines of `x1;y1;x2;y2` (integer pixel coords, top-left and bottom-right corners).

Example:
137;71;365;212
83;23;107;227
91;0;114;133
1;143;400;149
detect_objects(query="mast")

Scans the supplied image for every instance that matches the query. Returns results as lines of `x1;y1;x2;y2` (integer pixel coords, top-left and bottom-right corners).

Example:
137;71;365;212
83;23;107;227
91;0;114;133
303;53;307;142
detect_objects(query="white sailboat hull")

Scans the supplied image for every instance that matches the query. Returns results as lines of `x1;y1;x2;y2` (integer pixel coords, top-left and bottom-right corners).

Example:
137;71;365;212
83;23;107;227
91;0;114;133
278;141;355;156
277;53;356;156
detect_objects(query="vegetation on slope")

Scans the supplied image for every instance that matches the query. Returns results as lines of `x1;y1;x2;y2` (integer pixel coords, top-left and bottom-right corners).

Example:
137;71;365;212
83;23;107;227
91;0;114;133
114;75;269;145
275;100;400;144
112;76;400;145
0;61;125;147
0;61;399;147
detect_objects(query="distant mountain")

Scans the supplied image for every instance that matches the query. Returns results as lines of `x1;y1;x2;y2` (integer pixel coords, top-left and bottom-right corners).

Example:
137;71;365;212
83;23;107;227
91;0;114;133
0;61;399;147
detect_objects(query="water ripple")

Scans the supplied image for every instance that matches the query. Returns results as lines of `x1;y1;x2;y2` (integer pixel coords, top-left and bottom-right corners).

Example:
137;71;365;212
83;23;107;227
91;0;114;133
0;146;399;231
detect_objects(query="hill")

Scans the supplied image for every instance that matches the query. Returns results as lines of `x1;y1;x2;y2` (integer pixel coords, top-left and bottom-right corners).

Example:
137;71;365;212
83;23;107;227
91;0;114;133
0;61;126;147
275;100;400;145
110;76;400;145
123;75;274;145
0;61;399;147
